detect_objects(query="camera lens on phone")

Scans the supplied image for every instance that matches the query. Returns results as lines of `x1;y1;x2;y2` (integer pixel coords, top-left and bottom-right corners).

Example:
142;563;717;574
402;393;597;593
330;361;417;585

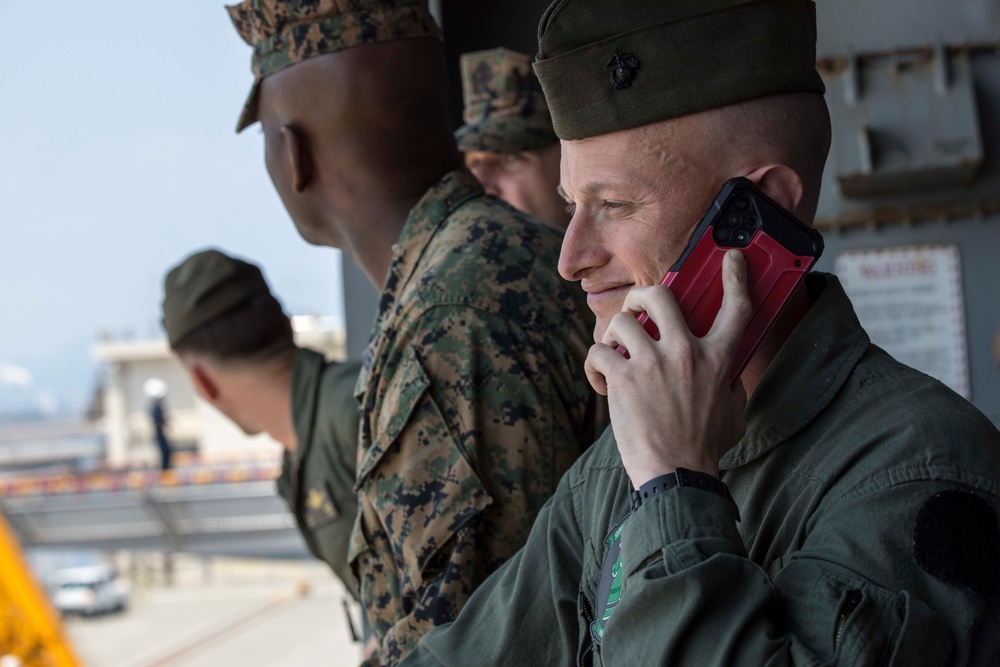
714;227;732;244
745;215;759;228
735;229;749;244
734;197;750;212
725;212;741;226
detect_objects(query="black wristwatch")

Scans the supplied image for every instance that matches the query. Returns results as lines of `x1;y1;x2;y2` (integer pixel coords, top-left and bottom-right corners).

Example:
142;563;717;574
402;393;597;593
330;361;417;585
630;468;734;512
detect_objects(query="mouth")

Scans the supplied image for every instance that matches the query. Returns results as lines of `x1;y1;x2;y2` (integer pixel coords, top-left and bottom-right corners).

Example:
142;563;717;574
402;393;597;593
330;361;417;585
583;283;633;309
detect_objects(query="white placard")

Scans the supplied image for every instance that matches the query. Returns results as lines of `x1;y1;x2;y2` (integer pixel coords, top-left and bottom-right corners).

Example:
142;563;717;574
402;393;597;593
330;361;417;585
836;245;969;398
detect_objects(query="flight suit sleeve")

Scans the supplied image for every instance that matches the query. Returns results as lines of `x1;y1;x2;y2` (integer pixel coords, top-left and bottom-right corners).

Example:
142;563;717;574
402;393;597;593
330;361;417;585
400;468;587;667
353;305;593;666
603;477;998;666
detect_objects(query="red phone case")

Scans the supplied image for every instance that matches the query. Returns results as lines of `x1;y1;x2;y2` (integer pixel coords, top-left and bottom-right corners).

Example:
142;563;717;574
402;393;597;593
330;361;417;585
616;177;824;384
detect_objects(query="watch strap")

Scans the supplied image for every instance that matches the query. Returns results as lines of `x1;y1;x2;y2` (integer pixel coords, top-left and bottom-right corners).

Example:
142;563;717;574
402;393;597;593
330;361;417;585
630;468;734;512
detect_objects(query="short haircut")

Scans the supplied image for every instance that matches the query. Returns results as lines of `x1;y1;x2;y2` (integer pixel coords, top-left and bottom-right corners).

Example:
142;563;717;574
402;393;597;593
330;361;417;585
172;294;294;366
709;92;832;218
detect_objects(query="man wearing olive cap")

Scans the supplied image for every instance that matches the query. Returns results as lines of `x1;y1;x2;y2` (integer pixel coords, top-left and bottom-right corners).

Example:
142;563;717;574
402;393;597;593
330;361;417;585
457;48;568;230
226;2;606;665
162;249;363;618
402;1;1000;665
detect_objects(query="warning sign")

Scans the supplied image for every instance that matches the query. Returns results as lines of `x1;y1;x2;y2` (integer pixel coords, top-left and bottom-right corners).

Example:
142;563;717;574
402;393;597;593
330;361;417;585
836;245;969;398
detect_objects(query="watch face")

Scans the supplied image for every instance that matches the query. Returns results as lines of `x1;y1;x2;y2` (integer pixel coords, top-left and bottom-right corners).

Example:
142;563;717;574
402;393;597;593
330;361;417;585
590;511;630;646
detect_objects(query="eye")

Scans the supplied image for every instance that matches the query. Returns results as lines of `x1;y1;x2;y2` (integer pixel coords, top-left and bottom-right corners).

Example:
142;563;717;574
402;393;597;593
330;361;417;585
603;200;629;210
503;153;526;164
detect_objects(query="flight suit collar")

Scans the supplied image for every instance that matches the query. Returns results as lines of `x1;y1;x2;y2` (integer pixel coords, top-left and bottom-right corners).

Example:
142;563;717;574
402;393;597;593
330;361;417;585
720;273;871;470
355;168;485;400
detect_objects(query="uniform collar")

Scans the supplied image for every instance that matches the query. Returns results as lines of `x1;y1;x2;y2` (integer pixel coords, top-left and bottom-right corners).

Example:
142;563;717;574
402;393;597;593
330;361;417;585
358;168;484;391
377;168;483;316
720;273;871;470
291;347;326;469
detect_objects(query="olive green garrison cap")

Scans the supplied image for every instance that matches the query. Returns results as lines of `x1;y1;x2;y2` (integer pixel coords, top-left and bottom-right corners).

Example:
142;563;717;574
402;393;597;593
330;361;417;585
455;48;558;154
227;0;442;132
534;0;826;140
161;249;277;349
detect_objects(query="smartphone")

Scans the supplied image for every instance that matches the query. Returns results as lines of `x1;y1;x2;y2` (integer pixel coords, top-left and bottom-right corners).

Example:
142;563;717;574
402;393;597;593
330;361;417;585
615;177;824;384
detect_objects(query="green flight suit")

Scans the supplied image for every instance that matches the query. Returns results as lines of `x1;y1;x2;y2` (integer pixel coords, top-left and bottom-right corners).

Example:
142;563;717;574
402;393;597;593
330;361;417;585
276;348;362;598
402;274;1000;667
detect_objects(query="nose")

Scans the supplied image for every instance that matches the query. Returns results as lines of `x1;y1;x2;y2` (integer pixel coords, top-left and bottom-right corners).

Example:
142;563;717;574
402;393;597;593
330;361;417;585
557;212;606;282
470;164;502;197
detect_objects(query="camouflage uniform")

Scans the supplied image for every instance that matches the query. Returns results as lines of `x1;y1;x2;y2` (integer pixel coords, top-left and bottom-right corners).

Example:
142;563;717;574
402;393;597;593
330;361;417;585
348;169;605;666
276;349;362;598
455;48;559;154
227;4;606;663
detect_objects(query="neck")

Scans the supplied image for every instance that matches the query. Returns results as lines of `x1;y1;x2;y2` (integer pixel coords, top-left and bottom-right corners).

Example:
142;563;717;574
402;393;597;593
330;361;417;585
739;282;812;398
337;200;412;289
336;153;460;290
240;360;298;452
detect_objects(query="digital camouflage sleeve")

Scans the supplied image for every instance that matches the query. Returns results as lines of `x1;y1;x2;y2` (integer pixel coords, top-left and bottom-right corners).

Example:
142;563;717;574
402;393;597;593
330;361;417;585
349;169;606;666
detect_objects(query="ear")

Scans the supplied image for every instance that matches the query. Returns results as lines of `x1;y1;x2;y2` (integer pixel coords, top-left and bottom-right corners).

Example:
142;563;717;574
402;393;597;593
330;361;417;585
189;363;221;404
281;125;313;194
743;164;804;217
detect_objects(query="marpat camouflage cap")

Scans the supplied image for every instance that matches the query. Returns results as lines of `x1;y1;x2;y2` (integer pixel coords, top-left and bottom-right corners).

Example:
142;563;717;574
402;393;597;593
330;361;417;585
534;0;826;140
227;0;442;133
455;48;558;154
162;249;277;348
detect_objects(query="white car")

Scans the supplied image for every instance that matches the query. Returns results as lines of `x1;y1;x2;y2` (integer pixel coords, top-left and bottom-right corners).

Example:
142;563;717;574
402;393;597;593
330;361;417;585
48;565;129;616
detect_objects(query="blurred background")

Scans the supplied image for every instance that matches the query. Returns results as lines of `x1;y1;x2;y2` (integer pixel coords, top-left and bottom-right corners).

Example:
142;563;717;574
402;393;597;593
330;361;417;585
1;1;999;665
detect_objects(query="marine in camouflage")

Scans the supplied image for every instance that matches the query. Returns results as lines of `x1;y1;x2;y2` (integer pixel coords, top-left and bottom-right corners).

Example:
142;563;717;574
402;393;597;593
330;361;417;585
349;169;606;666
455;48;558;154
226;0;442;132
275;349;363;599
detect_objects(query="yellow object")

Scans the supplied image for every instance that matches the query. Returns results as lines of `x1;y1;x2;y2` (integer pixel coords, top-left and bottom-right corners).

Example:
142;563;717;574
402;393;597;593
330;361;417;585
0;512;84;667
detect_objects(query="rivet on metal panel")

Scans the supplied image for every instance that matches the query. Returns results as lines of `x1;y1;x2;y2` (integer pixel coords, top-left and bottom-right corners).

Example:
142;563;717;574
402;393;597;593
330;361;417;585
933;41;950;95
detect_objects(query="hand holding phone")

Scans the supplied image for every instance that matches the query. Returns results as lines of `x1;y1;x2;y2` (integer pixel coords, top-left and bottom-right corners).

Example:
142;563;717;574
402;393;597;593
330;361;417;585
615;177;824;385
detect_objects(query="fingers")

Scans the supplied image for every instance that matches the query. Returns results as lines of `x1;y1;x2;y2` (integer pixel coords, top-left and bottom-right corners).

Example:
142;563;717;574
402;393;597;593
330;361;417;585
585;343;625;396
601;307;655;355
707;250;753;350
620;284;689;344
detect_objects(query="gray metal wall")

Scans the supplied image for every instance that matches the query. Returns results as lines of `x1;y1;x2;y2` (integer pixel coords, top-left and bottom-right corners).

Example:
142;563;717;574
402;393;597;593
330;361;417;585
813;1;1000;424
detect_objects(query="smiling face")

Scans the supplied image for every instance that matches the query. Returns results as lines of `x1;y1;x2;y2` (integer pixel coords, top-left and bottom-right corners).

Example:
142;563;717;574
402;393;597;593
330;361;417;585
557;117;727;342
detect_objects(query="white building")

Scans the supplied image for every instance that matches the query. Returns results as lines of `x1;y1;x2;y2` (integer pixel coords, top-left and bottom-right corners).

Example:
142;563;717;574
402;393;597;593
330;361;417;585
91;317;346;469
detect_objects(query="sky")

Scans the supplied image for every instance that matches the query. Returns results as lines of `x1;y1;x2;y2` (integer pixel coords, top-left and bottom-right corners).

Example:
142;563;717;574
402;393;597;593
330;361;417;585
0;2;344;417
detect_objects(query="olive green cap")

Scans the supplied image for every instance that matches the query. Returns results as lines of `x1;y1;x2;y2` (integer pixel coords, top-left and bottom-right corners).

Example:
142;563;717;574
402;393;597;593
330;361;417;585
227;0;443;133
534;0;826;141
455;48;559;154
161;249;277;349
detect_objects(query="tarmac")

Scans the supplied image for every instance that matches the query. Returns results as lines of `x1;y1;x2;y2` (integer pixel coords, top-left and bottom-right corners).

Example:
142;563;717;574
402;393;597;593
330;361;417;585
64;555;364;667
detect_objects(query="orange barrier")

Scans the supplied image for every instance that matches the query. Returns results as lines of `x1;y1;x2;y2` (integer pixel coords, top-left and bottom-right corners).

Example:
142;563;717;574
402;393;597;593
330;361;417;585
0;512;85;667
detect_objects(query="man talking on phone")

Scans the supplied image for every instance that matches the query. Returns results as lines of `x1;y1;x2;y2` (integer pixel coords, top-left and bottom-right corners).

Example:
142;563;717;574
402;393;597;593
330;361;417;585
401;0;1000;665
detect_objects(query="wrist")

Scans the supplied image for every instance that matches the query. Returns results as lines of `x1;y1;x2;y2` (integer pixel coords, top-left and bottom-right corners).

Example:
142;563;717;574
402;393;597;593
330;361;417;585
627;459;720;489
629;468;734;512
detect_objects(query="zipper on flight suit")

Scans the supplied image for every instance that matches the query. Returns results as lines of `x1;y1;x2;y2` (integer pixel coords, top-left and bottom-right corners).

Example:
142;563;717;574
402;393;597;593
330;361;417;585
579;594;596;667
834;590;863;652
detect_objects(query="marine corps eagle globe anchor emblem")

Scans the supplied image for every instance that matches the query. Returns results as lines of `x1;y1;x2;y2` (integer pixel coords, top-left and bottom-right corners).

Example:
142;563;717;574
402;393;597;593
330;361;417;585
606;52;640;90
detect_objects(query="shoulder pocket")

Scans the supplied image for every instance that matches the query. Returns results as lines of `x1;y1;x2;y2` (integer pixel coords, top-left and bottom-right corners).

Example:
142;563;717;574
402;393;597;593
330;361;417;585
356;346;493;588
